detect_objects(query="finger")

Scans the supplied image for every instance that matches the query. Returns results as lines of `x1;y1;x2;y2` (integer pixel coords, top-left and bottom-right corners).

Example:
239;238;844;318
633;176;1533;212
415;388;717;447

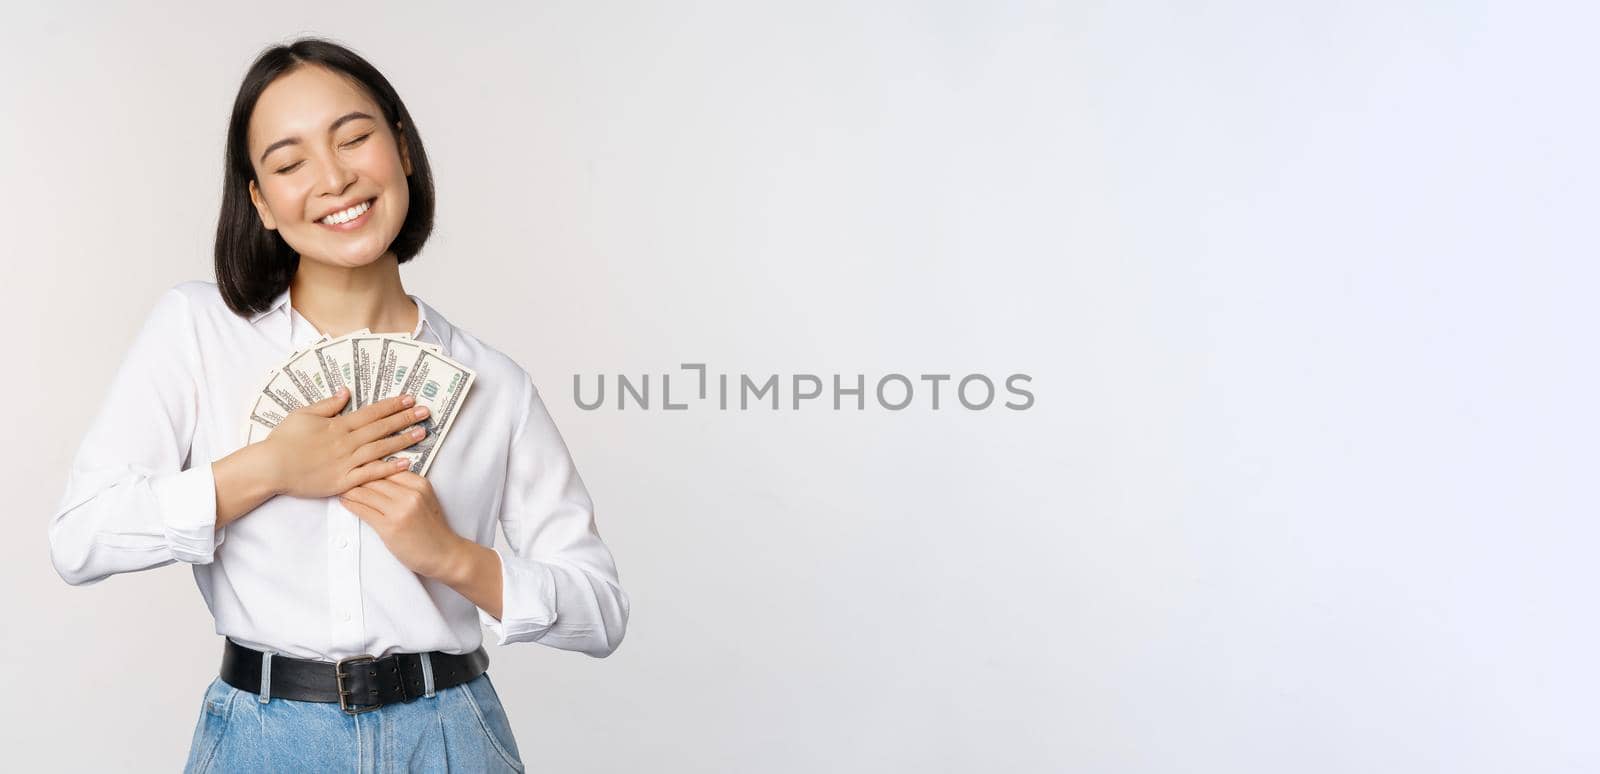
350;417;425;462
350;403;430;446
300;386;351;418
361;477;412;500
357;424;427;464
335;393;416;432
385;470;430;492
340;483;384;506
347;456;412;488
338;492;383;521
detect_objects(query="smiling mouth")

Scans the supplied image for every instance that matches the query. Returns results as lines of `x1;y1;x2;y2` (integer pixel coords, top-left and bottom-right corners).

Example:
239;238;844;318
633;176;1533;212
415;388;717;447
317;197;377;229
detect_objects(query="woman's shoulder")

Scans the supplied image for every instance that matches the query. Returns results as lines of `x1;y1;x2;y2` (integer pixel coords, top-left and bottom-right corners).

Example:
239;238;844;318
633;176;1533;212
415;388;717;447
425;311;569;445
425;310;541;402
170;279;221;298
156;278;222;305
128;280;225;333
157;279;242;325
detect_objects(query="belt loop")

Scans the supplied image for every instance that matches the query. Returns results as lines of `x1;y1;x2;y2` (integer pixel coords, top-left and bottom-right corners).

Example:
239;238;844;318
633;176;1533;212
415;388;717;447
259;650;276;704
421;652;436;698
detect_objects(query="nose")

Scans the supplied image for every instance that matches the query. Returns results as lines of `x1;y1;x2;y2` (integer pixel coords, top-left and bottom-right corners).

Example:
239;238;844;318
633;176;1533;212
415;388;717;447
317;152;358;201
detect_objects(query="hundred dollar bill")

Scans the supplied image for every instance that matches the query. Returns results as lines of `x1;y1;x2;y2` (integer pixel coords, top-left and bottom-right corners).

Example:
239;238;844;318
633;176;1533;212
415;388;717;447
369;338;428;405
350;335;437;411
280;347;336;405
384;349;477;477
241;364;326;445
241;367;288;446
274;330;365;413
237;331;474;478
351;336;383;411
316;329;368;415
241;332;366;444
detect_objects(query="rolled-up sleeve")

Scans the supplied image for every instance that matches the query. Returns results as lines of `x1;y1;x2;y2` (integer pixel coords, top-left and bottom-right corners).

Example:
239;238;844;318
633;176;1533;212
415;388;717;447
479;372;630;657
49;286;224;587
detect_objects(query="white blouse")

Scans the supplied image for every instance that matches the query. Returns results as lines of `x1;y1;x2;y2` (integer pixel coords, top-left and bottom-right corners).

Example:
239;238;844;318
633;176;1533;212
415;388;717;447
48;280;629;661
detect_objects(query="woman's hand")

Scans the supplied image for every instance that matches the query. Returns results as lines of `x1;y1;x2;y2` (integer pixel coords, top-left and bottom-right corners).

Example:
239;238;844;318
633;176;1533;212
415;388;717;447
262;387;432;499
338;471;470;581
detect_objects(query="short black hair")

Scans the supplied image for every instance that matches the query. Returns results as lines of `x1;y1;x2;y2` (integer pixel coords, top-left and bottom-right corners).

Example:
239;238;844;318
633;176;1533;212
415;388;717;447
214;37;436;317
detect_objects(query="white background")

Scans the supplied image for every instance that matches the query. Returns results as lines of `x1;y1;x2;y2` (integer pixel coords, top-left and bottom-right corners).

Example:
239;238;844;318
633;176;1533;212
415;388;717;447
4;1;1595;771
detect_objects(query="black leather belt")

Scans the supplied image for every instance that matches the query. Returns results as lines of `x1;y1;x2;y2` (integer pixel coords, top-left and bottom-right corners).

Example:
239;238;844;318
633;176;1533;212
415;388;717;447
219;637;490;715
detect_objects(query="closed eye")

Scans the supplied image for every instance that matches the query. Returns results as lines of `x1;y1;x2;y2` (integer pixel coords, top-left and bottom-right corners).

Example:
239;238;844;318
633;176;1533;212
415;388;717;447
273;134;373;174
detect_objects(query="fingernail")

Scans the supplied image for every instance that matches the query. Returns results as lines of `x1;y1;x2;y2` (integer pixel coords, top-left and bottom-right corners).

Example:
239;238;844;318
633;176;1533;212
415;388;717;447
401;395;415;406
410;426;426;438
395;459;409;468
414;406;429;418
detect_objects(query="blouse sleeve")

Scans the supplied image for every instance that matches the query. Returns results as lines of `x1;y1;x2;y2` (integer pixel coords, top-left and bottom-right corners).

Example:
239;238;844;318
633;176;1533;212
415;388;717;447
48;285;224;587
479;371;631;657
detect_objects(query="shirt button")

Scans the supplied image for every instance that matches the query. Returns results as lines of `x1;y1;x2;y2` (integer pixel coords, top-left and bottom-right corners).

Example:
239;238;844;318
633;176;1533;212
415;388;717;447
341;610;351;622
336;537;348;549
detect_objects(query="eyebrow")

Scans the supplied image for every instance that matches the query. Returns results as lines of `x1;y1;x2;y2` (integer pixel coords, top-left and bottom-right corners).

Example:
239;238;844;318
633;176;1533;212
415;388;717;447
258;111;377;164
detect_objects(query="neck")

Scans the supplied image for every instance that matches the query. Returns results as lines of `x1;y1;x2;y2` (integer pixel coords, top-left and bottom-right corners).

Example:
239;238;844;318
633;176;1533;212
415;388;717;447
289;251;419;338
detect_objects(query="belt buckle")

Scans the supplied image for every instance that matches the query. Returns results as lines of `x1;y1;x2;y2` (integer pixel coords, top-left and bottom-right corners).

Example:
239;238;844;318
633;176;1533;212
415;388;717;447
335;654;382;715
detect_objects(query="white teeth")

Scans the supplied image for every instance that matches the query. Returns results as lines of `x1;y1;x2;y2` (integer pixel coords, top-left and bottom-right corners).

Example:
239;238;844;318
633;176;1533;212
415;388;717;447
320;199;371;225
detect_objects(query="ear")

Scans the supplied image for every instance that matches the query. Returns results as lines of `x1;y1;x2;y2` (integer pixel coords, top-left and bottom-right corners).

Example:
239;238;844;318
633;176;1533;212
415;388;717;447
248;179;278;231
396;121;413;176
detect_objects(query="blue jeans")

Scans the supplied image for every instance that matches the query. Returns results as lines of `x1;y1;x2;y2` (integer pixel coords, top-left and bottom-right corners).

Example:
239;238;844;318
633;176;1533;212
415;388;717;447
183;668;525;772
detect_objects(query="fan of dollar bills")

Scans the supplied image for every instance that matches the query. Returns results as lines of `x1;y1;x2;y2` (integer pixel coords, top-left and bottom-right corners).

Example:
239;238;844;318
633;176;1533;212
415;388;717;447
241;329;476;477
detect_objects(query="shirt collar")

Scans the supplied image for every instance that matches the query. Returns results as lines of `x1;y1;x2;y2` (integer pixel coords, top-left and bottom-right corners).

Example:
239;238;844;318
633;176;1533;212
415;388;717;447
247;286;292;324
248;283;454;356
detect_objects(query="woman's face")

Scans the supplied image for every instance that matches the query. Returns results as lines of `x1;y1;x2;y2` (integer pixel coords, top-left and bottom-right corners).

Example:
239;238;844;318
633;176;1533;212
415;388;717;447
246;64;412;269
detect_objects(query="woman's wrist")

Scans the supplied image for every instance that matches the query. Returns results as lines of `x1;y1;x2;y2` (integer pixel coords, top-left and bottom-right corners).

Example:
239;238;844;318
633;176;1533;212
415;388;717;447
249;438;288;497
212;442;285;528
437;539;504;620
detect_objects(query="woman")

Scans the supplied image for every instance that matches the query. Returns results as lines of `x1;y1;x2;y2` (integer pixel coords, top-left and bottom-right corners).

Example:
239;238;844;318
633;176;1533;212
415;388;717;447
47;38;630;772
